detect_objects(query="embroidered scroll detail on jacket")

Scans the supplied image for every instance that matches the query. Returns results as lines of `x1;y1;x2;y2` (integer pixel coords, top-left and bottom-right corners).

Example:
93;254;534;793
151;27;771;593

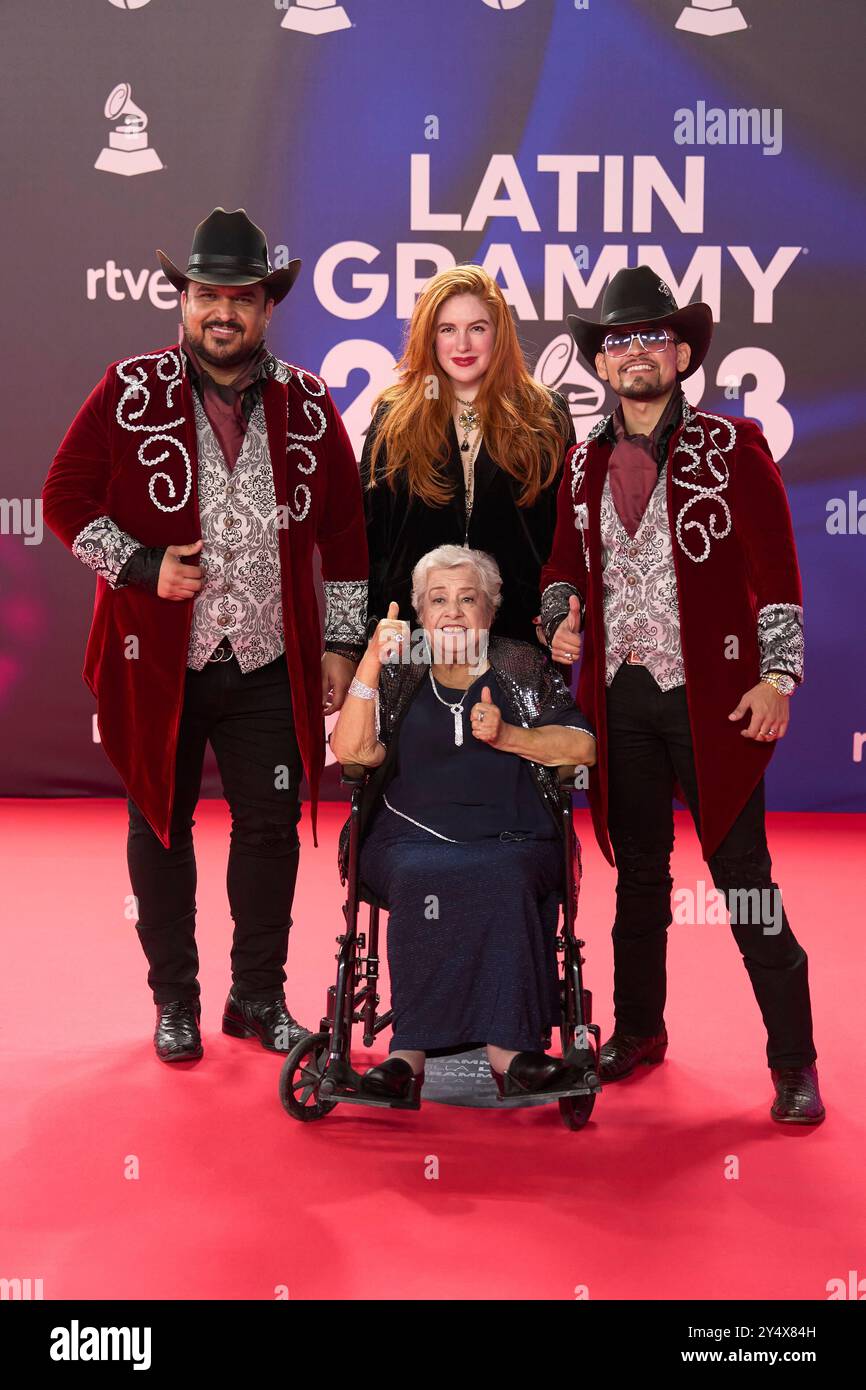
282;362;327;524
671;401;735;564
757;602;804;683
114;349;192;515
568;417;610;574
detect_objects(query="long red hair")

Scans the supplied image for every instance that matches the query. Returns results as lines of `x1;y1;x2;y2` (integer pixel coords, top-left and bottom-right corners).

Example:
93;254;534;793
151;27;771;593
368;265;567;508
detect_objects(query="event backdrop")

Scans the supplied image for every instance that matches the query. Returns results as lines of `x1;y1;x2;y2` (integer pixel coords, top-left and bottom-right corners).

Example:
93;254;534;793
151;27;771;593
1;0;863;813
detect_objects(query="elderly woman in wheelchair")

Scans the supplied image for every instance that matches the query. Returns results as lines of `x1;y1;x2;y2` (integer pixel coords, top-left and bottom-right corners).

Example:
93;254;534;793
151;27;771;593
328;543;596;1108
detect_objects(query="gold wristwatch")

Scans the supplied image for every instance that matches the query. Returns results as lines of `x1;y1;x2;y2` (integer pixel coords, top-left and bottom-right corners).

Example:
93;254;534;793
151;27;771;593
762;671;796;696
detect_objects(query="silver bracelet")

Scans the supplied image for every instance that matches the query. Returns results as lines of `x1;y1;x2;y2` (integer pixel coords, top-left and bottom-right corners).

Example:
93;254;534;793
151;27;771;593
348;676;378;701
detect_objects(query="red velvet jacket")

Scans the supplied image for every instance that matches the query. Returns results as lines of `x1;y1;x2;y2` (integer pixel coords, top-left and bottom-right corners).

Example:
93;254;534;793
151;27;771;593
42;343;368;848
540;402;804;864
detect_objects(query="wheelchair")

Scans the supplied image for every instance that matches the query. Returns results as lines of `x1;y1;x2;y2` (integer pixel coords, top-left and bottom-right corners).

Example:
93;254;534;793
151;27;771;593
279;763;602;1131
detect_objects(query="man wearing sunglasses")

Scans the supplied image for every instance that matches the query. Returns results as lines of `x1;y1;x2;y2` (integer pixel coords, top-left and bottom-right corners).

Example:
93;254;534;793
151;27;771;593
539;266;822;1124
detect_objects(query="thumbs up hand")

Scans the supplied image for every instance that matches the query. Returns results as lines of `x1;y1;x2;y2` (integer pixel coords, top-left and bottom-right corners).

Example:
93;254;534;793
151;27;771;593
371;600;411;668
469;684;505;746
552;594;583;664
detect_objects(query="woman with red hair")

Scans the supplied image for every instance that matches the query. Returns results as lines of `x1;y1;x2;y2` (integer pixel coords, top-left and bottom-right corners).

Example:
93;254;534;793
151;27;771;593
362;265;574;648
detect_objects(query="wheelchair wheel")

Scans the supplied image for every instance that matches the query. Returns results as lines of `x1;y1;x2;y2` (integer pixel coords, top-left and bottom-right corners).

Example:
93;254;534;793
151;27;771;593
559;1093;596;1131
279;1030;337;1122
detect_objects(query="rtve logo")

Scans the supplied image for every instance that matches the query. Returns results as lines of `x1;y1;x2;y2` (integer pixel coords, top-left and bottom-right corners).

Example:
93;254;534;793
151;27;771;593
86;261;176;307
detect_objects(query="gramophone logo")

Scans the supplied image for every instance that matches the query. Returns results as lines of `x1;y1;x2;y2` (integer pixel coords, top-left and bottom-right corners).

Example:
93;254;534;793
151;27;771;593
534;333;606;441
481;1;529;9
94;83;163;176
676;0;747;35
280;0;351;33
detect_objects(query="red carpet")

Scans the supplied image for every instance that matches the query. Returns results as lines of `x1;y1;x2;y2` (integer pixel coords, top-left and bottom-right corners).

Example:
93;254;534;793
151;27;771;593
1;799;862;1301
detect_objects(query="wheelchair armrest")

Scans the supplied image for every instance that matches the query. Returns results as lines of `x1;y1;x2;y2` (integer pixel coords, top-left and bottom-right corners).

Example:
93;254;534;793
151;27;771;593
339;762;370;786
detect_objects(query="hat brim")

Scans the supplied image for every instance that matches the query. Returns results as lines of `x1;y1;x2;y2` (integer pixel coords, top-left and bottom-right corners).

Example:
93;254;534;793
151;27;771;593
156;251;302;304
566;302;713;380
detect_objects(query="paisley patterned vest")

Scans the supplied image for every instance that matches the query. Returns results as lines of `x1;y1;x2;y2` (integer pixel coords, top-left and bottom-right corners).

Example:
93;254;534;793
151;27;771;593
599;461;686;691
187;391;284;672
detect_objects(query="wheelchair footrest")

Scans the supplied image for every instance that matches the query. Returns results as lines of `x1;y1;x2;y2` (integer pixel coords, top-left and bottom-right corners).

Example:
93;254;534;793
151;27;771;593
318;1086;421;1112
495;1075;598;1108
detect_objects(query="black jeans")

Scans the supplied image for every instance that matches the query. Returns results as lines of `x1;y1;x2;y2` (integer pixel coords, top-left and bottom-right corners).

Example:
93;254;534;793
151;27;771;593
605;664;816;1069
127;646;304;1005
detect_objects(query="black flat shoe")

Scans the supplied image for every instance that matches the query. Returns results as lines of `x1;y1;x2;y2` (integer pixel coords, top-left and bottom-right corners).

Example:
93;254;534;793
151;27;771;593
771;1064;825;1125
598;1028;668;1082
154;1000;203;1063
360;1058;425;1103
490;1050;585;1100
221;989;310;1053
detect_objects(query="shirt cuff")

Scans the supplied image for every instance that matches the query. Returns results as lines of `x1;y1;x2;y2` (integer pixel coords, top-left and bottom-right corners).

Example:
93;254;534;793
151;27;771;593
324;639;364;664
757;603;804;684
116;545;166;594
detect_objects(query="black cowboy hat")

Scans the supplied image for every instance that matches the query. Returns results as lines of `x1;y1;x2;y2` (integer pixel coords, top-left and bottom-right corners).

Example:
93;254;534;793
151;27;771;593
566;265;712;380
157;207;301;304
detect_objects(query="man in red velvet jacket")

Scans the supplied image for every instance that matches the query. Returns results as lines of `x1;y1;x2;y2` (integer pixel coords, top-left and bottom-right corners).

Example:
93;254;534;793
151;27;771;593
43;209;368;1064
539;267;822;1124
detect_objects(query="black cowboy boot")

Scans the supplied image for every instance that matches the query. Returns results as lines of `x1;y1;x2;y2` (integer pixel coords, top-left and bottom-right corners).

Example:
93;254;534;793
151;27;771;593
154;1000;203;1063
598;1027;668;1082
770;1064;825;1125
221;988;310;1053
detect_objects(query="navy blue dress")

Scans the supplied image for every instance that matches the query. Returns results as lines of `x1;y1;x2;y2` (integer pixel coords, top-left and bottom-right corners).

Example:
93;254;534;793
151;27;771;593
358;667;590;1057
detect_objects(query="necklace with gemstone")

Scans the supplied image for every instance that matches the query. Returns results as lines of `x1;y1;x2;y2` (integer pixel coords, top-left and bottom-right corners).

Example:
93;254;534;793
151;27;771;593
455;395;481;453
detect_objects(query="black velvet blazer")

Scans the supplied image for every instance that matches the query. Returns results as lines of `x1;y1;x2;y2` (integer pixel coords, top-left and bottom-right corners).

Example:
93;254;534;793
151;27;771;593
360;390;575;645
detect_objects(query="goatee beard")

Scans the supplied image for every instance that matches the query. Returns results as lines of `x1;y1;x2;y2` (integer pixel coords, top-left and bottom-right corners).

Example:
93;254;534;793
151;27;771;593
617;378;668;401
187;326;264;371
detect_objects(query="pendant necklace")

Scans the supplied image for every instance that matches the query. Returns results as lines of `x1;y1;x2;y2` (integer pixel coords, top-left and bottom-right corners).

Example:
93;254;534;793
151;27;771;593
429;669;469;746
428;665;488;747
455;396;483;544
455;395;480;452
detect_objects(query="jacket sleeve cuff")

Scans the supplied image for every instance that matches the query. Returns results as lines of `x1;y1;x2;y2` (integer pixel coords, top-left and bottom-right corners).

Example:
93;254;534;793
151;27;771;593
540;580;581;645
324;579;368;649
72;516;142;589
757;603;804;683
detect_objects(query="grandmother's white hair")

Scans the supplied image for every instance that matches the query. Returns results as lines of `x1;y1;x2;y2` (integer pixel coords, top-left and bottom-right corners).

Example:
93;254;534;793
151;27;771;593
411;544;503;620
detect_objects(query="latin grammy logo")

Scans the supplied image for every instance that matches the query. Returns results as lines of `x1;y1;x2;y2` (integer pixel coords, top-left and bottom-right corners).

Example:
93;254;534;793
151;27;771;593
279;0;352;34
94;83;162;176
534;332;607;439
676;0;747;36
